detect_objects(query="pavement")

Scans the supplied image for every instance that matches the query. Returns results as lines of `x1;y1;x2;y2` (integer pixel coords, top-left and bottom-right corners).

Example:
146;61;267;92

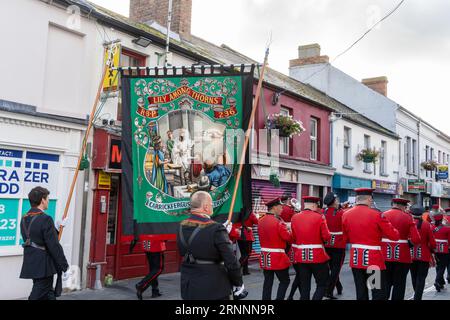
59;261;450;300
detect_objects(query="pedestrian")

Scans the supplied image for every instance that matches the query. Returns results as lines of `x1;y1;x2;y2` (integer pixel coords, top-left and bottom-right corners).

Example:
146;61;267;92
322;192;346;299
20;186;69;300
258;197;292;300
431;211;450;292
177;191;244;300
409;205;436;300
342;188;399;300
234;211;259;275
381;198;421;300
135;239;166;300
289;196;331;300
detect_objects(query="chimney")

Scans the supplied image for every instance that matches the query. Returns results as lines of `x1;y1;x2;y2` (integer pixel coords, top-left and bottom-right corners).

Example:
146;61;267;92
362;76;388;97
130;0;192;39
289;44;329;68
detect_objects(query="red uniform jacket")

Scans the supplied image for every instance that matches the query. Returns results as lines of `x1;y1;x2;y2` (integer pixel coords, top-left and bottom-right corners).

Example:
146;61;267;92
291;209;331;264
233;213;259;242
280;206;296;223
412;219;436;262
323;207;346;249
381;208;421;263
142;239;166;253
342;204;399;270
432;224;450;254
257;214;292;270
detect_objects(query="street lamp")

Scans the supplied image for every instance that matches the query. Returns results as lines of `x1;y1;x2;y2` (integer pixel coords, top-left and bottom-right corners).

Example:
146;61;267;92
132;36;152;48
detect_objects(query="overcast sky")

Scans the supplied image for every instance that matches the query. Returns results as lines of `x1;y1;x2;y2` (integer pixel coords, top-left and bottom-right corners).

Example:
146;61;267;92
90;0;450;135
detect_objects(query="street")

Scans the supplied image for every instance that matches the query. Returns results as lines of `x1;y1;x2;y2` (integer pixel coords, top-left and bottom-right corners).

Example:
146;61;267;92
58;260;448;301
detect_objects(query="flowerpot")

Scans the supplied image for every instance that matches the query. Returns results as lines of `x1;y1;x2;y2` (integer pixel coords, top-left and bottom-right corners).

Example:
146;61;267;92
362;155;375;163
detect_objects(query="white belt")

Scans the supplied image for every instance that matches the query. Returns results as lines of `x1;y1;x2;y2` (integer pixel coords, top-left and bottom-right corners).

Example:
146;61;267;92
260;248;285;253
436;240;449;243
382;238;408;244
291;244;324;249
351;244;381;250
330;232;343;235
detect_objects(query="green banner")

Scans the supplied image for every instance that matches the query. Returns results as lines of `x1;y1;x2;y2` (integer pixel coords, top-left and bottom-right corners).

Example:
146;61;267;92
121;70;254;237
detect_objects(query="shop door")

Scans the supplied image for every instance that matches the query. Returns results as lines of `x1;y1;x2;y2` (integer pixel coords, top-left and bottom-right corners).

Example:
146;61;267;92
104;175;121;278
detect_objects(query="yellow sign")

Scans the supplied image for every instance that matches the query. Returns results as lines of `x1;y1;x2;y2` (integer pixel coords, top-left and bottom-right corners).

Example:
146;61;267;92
98;171;112;190
103;43;121;92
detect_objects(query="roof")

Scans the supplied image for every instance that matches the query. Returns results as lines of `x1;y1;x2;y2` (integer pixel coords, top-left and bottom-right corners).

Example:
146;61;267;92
54;0;398;139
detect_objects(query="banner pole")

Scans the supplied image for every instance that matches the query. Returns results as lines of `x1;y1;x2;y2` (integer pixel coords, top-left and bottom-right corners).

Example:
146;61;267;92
227;48;270;223
58;53;108;240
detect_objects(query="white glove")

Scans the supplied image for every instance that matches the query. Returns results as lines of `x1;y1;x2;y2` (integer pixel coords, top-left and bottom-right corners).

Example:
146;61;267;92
233;284;245;296
223;221;232;234
56;217;69;230
62;270;71;281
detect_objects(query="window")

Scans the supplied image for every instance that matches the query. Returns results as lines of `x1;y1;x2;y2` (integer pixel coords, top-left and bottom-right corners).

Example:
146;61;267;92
279;107;290;155
439;151;442;164
398;141;402;165
406;137;411;172
412;139;417;174
344;127;351;166
310;118;318;160
364;135;371;172
425;145;430;177
380;141;387;175
430;147;435;178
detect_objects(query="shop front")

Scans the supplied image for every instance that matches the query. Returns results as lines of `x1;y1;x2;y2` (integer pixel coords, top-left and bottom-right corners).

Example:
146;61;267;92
89;128;180;288
371;179;398;212
332;174;372;203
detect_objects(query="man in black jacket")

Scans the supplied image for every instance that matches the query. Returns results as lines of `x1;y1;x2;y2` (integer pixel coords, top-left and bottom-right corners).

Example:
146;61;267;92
177;191;243;300
20;187;69;300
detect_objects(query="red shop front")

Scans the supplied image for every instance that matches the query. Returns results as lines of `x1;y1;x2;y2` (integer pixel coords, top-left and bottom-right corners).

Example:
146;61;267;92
87;128;180;288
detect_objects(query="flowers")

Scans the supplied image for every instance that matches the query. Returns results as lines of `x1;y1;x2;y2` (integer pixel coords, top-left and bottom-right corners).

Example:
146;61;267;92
266;113;305;138
421;160;438;171
356;148;380;163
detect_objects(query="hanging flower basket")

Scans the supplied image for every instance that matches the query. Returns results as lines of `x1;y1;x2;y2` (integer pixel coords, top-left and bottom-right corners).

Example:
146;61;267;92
421;160;438;171
265;113;305;138
356;148;380;163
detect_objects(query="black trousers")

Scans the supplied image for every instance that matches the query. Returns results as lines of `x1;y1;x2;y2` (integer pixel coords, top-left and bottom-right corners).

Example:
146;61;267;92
136;252;164;292
325;248;345;296
351;268;387;300
29;276;55;300
410;260;429;300
385;261;410;300
262;268;290;300
287;268;300;299
435;253;449;287
295;263;329;300
446;254;450;282
237;240;252;273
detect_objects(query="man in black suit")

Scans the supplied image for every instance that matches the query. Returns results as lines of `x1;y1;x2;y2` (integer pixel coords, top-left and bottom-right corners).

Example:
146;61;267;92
177;191;244;300
20;187;69;300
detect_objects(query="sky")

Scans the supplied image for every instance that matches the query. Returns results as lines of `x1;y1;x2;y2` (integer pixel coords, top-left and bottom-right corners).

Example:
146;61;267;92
89;0;450;135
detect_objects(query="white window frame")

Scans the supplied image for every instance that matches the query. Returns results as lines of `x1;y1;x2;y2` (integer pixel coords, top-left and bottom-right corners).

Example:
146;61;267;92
310;118;318;161
279;107;290;156
364;134;371;172
344;127;351;166
380;140;387;175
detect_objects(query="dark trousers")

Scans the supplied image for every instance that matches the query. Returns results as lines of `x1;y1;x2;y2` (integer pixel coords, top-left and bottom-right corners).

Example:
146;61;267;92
262;268;290;300
29;276;55;300
351;268;387;300
136;252;164;292
287;268;301;299
237;240;252;274
295;263;329;300
325;248;345;296
410;260;429;300
447;255;450;282
385;261;410;300
435;253;449;287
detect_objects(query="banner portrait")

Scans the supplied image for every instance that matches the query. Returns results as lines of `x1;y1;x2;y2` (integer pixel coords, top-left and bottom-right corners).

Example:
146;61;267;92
121;67;254;240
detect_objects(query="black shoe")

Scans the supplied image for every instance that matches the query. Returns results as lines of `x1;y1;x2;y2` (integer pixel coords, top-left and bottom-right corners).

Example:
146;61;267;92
243;271;251;275
435;283;441;292
326;294;338;300
135;284;143;300
151;290;162;298
336;283;343;295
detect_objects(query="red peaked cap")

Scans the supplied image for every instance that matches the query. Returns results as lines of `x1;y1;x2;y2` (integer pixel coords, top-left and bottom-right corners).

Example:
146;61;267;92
265;197;283;208
354;188;375;196
432;204;440;210
303;196;321;204
392;198;410;205
434;213;444;221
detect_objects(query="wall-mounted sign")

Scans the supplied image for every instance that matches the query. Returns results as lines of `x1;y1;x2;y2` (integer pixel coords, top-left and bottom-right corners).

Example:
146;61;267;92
0;148;60;249
438;165;449;180
103;43;121;92
407;179;426;193
108;139;122;170
98;171;111;190
372;180;398;195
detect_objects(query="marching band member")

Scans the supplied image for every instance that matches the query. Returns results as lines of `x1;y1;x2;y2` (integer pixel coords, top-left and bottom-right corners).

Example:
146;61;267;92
431;212;450;292
234;212;259;275
290;196;331;300
381;198;421;300
322;192;346;299
409;205;436;300
258;197;292;300
342;188;399;300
